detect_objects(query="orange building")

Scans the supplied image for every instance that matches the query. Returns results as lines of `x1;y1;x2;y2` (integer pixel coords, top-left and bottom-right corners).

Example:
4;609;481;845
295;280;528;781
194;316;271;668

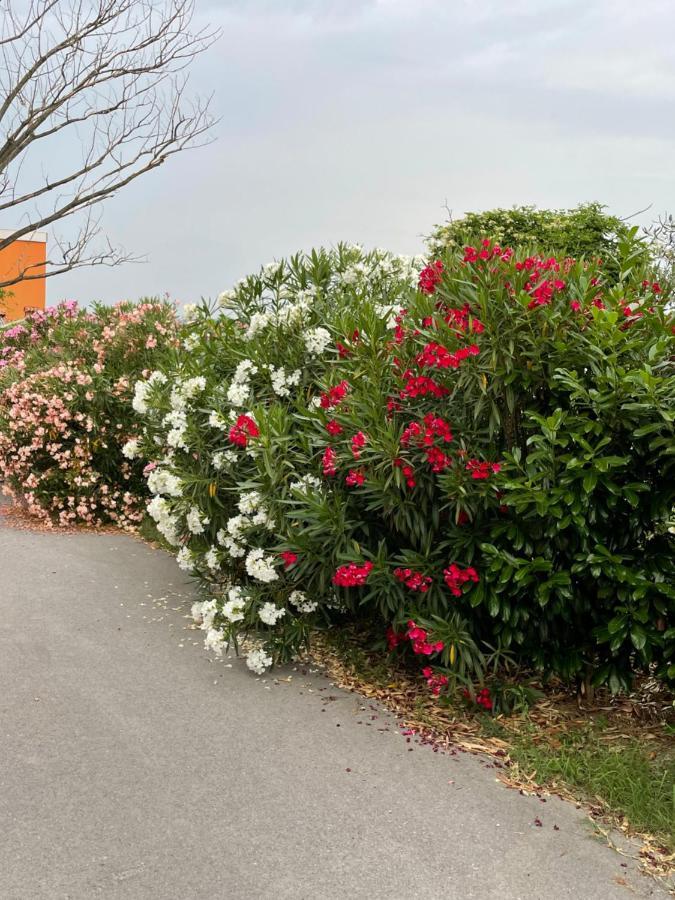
0;229;47;322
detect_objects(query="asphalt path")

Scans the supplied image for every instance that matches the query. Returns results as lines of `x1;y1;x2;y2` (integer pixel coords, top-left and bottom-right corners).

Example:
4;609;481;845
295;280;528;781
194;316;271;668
0;518;669;899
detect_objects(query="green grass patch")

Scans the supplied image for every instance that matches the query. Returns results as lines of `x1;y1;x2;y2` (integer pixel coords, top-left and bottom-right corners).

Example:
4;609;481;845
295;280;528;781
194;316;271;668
502;721;675;851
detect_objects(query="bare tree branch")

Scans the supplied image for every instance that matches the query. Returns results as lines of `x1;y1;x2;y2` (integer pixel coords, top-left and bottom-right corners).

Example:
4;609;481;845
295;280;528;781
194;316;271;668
0;0;220;290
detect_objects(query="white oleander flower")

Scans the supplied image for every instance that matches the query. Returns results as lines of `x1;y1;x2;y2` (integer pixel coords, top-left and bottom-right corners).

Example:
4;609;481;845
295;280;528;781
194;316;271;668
218;289;237;307
245;548;278;583
204;627;227;656
246;647;273;675
289;473;322;493
186;506;208;535
204;547;220;570
147;496;180;545
208;410;227;428
212;449;238;470
222;586;247;622
147;469;182;498
304;326;332;356
122;438;139;459
288;590;318;613
226;514;250;541
132;380;151;414
191;601;205;624
258;602;286;626
238;491;261;515
176;547;193;571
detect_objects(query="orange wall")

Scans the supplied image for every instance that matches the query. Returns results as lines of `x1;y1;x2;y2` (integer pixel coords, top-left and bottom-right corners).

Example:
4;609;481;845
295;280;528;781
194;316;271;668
0;237;47;321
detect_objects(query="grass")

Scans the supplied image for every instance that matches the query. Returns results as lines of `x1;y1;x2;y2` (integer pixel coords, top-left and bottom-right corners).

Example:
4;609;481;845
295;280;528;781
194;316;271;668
498;719;675;852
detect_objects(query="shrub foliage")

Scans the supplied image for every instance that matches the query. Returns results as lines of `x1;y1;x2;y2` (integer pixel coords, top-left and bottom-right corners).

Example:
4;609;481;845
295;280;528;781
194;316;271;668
133;237;674;693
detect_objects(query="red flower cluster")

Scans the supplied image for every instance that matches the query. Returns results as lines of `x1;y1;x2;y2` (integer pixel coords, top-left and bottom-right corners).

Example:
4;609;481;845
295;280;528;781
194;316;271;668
441;304;486;335
393;457;416;488
463;239;513;264
443;563;479;597
418;261;444;295
228;414;259;448
399;373;449;400
394;567;432;593
406;620;444;655
326;419;343;436
416;341;480;369
421;666;449;696
474;687;493;710
320;380;350;409
280;551;298;568
332;561;373;587
322;446;337;476
351;431;366;459
386;626;406;650
399;414;454;474
465;459;501;479
345;468;365;487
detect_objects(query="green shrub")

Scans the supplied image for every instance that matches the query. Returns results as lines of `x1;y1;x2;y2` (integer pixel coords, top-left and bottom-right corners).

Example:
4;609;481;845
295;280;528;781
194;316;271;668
133;234;674;694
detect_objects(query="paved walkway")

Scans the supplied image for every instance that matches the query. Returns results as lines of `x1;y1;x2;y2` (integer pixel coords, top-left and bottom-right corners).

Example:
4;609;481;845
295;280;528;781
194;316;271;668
0;518;669;899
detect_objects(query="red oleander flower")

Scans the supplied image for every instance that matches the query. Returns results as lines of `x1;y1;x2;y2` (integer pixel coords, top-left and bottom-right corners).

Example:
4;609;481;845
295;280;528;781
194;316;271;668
228;414;259;447
351;431;366;459
418;260;444;295
345;468;365;487
394;567;432;592
386;626;405;650
443;563;479;597
326;419;343;436
280;551;298;568
333;561;373;587
465;459;501;479
320;380;350;409
322;446;337;476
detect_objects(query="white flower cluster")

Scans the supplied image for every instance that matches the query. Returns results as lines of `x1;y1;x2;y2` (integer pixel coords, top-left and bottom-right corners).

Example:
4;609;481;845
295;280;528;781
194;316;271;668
246;647;273;675
289;590;318;613
289;474;321;494
147;468;182;497
227;359;257;406
245;548;279;583
374;303;404;329
192;599;229;657
212;449;238;470
268;365;301;398
132;380;151;414
204;547;220;570
182;303;199;323
186;506;209;535
222;586;247;622
208;410;227;428
133;371;168;414
147;496;179;545
258;601;286;625
176;547;193;571
304;326;332;357
122;438;140;459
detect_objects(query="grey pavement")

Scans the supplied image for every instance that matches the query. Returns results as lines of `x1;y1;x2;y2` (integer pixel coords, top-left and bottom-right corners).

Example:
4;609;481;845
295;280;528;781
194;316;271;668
0;518;670;900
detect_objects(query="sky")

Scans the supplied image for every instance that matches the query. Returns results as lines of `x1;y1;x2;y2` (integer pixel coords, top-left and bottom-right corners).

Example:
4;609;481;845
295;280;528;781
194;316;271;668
45;0;675;306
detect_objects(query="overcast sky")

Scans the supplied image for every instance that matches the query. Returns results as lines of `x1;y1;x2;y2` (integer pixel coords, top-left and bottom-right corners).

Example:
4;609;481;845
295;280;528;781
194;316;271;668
51;0;675;306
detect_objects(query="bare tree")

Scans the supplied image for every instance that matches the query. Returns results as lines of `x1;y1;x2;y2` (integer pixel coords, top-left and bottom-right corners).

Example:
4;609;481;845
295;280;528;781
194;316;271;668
0;0;219;289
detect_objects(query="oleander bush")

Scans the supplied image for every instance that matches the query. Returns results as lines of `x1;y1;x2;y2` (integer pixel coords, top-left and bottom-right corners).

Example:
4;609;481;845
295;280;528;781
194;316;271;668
0;300;179;526
133;236;674;695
